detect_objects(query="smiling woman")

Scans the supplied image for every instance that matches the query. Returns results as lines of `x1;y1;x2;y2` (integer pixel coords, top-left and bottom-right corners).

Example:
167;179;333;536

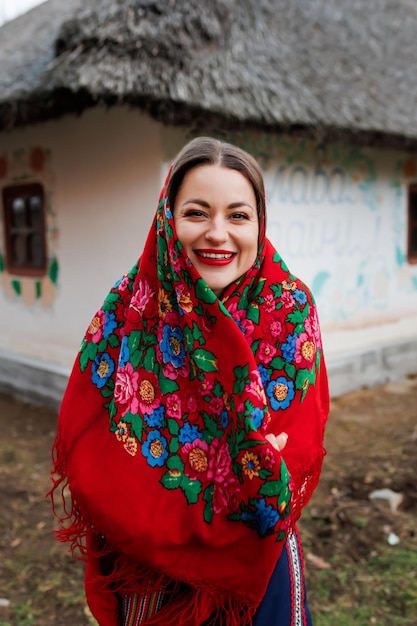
50;136;329;626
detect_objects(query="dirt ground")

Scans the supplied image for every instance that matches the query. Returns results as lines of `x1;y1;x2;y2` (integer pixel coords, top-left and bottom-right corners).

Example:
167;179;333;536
0;373;416;625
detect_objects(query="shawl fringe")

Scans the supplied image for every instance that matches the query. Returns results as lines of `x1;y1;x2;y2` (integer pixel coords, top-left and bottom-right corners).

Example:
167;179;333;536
289;449;326;525
49;444;258;625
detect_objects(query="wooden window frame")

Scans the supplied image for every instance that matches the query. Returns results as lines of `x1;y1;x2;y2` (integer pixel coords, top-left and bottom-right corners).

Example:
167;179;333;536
2;182;48;277
408;184;417;264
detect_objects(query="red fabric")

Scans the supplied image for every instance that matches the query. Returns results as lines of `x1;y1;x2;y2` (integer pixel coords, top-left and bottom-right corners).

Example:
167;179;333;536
50;173;329;625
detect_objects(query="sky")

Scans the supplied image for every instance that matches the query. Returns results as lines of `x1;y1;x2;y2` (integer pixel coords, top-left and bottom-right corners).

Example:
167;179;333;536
0;0;46;26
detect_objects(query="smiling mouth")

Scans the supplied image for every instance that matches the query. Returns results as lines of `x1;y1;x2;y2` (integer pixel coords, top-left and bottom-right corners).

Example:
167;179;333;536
197;252;234;259
194;250;236;265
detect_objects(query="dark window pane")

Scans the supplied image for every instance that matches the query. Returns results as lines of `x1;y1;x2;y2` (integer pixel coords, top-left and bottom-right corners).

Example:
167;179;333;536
11;235;27;265
29;195;42;228
29;234;44;266
11;197;26;227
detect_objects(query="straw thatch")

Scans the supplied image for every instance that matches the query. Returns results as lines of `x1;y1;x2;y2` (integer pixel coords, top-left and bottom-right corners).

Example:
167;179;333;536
1;0;416;148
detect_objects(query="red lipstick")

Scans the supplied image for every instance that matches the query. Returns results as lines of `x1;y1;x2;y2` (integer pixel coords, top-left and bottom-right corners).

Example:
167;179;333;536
194;249;236;266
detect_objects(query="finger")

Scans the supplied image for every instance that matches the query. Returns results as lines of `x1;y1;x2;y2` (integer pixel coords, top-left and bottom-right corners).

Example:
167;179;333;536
265;433;279;450
275;432;288;451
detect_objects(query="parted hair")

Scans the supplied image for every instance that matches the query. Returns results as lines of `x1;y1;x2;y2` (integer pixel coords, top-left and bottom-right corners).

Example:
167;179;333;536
167;137;266;227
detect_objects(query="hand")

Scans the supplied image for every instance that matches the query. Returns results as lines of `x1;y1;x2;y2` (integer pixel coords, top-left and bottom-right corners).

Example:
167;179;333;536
265;432;288;451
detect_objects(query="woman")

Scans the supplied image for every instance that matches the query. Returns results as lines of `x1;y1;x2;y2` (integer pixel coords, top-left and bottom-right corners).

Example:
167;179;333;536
50;137;329;625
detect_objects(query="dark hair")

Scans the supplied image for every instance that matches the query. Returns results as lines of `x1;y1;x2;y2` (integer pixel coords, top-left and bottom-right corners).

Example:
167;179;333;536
166;137;266;228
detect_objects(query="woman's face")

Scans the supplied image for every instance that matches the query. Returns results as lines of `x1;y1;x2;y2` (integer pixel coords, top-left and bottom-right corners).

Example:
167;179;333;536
173;164;259;298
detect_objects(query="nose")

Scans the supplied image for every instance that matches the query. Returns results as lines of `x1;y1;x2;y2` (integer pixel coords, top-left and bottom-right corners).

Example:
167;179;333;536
205;216;228;243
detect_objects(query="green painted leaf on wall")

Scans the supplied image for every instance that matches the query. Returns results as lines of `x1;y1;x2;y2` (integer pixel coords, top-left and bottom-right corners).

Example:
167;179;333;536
48;257;59;284
11;280;21;296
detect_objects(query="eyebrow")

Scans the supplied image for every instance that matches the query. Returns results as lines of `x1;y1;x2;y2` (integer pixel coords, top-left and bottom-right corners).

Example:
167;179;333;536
181;199;256;211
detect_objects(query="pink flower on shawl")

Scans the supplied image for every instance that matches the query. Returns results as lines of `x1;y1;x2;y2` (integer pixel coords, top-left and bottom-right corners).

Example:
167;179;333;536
258;341;277;365
209;396;223;416
137;372;161;414
294;332;316;369
246;369;267;404
304;308;322;350
198;378;213;395
161;359;190;381
180;439;209;480
186;393;198;413
170;249;182;272
226;302;255;343
87;310;105;343
226;302;239;316
240;318;255;344
262;314;283;339
114;362;139;415
166;393;182;419
213;475;241;514
263;293;276;313
281;290;294;309
131;279;154;315
207;438;233;484
117;274;130;292
259;445;277;470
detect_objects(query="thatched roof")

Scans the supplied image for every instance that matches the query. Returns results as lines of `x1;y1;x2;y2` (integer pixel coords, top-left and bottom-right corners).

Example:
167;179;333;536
1;0;417;148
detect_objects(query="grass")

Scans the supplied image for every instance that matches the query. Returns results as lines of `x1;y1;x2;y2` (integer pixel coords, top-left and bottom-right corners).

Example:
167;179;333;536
307;543;417;626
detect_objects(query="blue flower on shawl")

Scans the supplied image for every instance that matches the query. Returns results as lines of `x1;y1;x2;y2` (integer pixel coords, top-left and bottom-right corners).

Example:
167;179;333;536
118;335;130;367
112;276;123;289
164;198;173;218
266;377;295;410
281;333;296;362
242;498;279;536
179;422;202;444
142;430;168;467
91;353;115;389
144;405;165;428
160;324;186;368
294;289;307;305
220;410;229;428
251;407;264;429
257;364;270;386
103;311;117;338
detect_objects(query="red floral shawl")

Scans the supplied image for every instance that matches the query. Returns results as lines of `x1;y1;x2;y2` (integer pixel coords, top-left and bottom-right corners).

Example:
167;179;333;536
50;175;329;625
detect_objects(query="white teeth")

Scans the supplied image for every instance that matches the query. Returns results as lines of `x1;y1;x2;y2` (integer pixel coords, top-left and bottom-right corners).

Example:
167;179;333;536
198;252;233;259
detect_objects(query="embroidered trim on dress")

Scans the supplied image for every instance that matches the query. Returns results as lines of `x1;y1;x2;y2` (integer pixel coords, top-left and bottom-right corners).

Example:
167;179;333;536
287;531;306;626
121;589;165;625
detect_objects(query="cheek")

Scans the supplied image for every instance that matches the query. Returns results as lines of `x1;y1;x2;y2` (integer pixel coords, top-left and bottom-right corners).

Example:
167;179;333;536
242;232;259;263
173;220;189;248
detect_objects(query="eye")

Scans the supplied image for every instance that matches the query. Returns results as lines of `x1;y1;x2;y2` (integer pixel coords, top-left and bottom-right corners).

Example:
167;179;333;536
230;212;249;220
184;209;207;218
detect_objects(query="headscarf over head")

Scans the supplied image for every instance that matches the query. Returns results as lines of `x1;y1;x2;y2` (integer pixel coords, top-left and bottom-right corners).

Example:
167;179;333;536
50;140;329;626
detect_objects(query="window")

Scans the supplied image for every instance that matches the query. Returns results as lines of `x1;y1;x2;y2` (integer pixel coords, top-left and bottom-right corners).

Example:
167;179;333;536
2;183;47;276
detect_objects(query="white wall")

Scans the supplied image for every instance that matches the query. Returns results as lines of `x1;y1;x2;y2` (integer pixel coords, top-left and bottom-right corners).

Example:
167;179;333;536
0;108;163;367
